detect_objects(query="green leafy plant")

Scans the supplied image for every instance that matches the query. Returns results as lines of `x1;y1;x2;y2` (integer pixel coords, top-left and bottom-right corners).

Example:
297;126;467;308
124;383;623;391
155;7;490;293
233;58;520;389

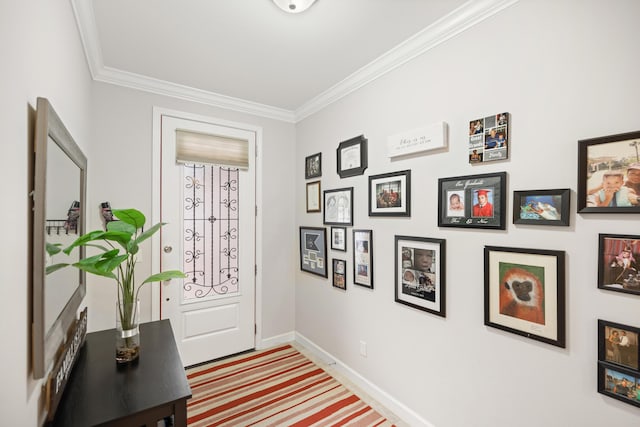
48;208;185;332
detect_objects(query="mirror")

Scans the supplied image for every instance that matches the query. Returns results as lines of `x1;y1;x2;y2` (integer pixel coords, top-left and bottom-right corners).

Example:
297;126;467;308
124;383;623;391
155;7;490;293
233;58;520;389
33;98;87;379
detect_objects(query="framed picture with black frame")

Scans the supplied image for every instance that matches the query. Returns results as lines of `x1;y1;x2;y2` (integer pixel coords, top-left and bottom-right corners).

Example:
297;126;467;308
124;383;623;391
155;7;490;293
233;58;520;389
330;226;347;251
598;319;639;371
332;258;347;290
438;172;507;229
597;362;640;408
337;135;368;178
597;233;640;296
305;152;321;179
353;229;373;289
368;170;411;217
484;246;566;348
299;226;327;278
512;189;570;226
394;235;446;317
577;130;640;213
323;187;353;226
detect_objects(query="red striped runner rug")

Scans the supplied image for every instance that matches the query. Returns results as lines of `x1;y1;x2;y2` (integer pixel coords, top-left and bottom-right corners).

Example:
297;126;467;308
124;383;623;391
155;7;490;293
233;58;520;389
186;344;396;426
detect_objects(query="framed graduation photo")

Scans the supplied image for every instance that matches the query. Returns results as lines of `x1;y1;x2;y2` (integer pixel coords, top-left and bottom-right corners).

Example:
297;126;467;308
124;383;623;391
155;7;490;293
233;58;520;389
438;172;507;229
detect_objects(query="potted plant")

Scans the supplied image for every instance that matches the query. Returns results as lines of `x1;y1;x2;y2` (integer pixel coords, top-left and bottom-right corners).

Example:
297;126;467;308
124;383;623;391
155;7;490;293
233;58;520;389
48;208;185;363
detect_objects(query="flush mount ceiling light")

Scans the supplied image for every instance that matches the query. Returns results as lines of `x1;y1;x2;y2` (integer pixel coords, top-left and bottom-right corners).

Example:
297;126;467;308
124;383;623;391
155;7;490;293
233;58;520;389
272;0;317;14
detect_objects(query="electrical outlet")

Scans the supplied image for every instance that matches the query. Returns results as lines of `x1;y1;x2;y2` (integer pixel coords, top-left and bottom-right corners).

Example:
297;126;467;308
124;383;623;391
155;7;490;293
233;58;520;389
359;340;367;357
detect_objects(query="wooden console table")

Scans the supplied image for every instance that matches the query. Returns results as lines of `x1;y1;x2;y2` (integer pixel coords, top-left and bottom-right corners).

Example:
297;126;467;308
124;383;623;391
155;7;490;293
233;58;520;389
51;319;192;426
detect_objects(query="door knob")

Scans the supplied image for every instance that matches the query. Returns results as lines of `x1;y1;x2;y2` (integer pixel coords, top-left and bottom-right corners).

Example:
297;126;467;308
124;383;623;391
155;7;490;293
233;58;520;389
163;245;173;253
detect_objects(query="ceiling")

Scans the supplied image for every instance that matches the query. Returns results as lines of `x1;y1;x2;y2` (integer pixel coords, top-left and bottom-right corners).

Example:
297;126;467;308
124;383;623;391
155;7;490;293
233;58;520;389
72;0;517;122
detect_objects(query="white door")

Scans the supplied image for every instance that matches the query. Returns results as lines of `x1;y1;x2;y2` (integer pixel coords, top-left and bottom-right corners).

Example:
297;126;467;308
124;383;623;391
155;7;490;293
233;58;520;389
160;115;256;367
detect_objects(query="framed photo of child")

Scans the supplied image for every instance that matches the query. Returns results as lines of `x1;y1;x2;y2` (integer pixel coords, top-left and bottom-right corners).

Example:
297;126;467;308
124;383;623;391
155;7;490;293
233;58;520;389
578;130;640;213
598;234;640;296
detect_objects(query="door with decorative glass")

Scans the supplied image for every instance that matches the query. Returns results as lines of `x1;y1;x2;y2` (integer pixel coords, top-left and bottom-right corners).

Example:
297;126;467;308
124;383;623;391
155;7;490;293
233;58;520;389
160;115;255;367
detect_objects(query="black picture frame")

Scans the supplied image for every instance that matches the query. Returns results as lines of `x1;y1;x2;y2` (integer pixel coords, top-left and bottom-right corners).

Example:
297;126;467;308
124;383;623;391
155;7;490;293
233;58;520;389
305;152;322;179
438;172;507;229
330;226;347;252
578;130;640;213
323;187;354;226
353;229;373;289
597;361;640;408
512;189;571;226
484;246;566;348
598;233;640;296
394;236;446;317
299;226;327;278
598;319;640;372
337;135;368;178
306;180;321;213
368;170;411;217
332;258;347;290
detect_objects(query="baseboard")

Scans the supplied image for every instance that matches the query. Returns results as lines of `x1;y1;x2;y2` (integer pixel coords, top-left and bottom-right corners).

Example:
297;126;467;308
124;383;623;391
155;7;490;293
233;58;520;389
294;332;434;427
257;331;295;350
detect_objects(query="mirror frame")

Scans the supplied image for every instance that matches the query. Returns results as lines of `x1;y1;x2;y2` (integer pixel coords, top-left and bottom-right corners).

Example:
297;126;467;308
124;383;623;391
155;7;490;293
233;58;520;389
32;97;87;379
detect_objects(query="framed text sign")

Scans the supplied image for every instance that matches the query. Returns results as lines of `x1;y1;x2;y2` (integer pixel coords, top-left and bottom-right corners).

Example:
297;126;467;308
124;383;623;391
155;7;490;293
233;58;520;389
387;122;447;158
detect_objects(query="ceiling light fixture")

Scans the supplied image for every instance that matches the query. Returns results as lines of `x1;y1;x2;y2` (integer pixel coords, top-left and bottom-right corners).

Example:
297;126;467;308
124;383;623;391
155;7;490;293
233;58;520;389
272;0;317;14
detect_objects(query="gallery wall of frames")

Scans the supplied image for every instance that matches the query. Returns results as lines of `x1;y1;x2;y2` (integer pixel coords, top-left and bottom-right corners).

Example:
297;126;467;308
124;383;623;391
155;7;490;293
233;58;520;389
300;116;640;410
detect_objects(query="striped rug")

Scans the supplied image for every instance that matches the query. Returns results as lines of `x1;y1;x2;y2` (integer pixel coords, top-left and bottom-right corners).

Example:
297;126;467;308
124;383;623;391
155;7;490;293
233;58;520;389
186;344;396;426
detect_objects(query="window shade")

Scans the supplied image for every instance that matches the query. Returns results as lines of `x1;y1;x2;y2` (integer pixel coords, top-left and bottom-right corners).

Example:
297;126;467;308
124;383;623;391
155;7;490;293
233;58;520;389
175;129;249;168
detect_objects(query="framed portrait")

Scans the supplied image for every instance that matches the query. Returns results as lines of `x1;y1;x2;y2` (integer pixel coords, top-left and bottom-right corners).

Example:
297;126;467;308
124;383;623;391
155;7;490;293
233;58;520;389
484;246;566;348
331;226;347;251
306;181;321;213
337;135;368;178
598;234;640;296
332;258;347;290
305;152;321;179
468;112;509;164
598;319;639;371
597;362;640;408
512;189;570;226
353;229;373;289
578;130;640;213
437;172;507;229
368;170;411;217
394;236;446;317
299;226;327;278
323;187;353;226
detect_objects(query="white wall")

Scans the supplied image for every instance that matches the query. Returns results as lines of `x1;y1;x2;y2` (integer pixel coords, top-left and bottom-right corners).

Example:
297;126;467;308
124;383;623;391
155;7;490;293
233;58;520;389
87;82;297;341
0;0;93;424
295;1;640;426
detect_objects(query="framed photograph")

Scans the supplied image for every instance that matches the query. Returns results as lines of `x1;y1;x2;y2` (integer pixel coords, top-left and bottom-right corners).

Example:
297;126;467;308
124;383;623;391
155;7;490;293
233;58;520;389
332;258;347;290
331;226;347;251
306;181;321;213
353;229;373;289
578;130;640;213
512;189;570;226
305;152;321;179
597;362;640;408
598;319;639;371
323;187;353;226
484;246;566;348
598;234;640;296
394;236;446;317
437;172;507;229
468;112;509;164
368;170;411;217
337;135;368;178
299;226;327;278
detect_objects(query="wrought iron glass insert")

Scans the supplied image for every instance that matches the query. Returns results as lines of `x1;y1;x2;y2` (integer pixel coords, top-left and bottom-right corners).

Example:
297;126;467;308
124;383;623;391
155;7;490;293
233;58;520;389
182;164;240;300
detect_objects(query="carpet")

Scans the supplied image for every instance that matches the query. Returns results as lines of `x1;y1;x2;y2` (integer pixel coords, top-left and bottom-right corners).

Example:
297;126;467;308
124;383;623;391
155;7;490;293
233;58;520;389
186;344;396;427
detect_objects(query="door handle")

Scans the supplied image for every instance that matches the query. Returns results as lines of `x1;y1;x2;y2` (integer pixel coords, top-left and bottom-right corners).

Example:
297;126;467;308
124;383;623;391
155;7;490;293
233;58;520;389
163;245;173;253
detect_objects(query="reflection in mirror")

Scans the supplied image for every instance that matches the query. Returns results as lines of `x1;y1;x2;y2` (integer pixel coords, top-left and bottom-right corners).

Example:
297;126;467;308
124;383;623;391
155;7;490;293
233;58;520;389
33;98;86;379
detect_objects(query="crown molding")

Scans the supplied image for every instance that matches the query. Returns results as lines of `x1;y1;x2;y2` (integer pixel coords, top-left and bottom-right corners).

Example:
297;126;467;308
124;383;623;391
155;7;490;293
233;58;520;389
294;0;520;122
71;0;518;124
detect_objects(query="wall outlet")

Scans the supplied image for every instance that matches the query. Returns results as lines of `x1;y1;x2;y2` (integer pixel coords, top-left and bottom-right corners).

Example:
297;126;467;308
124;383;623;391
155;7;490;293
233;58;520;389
359;340;367;357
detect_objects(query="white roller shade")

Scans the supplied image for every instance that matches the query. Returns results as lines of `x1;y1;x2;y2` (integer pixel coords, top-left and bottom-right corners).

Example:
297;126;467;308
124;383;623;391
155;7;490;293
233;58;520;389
175;129;249;168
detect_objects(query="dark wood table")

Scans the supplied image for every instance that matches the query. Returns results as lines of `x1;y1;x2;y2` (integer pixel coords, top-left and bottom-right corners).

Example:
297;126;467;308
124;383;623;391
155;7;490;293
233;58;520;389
51;319;192;426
